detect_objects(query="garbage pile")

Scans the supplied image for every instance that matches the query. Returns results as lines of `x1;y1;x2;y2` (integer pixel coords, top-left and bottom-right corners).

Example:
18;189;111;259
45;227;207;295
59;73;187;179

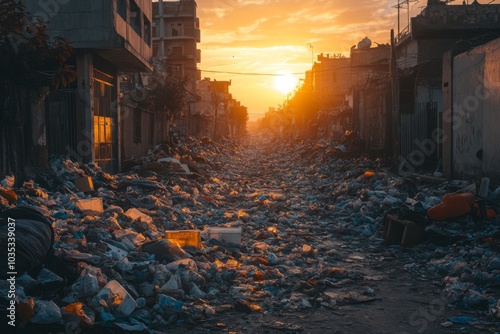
0;134;499;332
282;137;500;329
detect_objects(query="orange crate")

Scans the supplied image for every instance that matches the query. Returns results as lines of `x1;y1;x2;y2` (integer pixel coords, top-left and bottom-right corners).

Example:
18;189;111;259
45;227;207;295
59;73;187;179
165;230;201;248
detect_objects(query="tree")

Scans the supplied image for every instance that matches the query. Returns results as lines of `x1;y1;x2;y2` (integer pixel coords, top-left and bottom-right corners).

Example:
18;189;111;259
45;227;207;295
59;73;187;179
144;60;189;119
0;0;75;88
287;80;321;137
229;103;248;137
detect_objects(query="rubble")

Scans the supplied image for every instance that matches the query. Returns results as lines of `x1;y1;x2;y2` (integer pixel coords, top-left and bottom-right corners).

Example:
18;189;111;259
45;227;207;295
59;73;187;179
0;134;499;333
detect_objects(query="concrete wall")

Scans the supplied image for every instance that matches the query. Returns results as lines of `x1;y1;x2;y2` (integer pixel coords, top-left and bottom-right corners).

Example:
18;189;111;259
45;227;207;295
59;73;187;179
350;47;391;153
312;56;350;108
122;107;156;159
482;40;500;181
442;51;453;178
452;52;484;179
357;83;389;152
195;79;213;117
450;38;500;182
396;39;419;70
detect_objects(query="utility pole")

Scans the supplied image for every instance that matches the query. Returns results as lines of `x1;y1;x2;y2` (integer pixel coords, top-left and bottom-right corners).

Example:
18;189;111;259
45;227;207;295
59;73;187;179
307;43;314;66
212;92;218;140
390;29;400;161
394;0;418;39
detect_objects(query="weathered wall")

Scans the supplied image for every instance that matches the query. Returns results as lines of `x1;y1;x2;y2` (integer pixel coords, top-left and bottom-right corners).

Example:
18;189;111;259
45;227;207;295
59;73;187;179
453;52;484;179
481;39;500;181
121;107;156;160
442;51;453;178
451;38;500;182
357;83;389;152
312;56;351;107
396;39;419;70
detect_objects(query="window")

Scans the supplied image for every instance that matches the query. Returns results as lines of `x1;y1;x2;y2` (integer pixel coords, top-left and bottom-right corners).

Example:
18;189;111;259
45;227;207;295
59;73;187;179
171;24;178;37
152;22;158;38
133;109;141;144
130;0;142;37
143;15;151;46
117;0;127;20
92;62;117;173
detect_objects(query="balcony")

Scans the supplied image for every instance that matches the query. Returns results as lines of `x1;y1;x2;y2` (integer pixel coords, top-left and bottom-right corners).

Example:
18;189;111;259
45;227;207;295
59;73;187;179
163;1;196;17
24;0;153;72
196;49;201;63
194;28;200;43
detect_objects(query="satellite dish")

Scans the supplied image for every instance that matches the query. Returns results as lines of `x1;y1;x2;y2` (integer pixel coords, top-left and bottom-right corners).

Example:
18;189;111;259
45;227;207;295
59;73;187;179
357;37;372;49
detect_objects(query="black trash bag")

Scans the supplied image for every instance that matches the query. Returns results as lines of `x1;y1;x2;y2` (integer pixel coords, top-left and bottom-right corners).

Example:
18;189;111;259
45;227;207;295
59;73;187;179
0;207;54;279
142;239;189;263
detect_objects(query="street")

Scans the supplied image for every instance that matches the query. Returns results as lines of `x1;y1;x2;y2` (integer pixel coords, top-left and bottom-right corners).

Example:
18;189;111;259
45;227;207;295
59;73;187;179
160;131;467;334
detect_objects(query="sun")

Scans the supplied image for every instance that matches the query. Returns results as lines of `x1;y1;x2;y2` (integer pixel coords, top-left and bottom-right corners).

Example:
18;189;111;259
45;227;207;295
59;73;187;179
274;72;298;94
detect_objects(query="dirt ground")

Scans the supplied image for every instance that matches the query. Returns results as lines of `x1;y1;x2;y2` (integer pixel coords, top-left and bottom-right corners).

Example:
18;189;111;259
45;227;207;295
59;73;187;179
164;133;470;334
165;248;461;334
9;132;493;334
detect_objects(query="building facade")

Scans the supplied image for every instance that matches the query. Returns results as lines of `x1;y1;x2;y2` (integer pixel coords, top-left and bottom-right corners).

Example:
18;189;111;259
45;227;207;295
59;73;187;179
24;0;153;173
152;0;200;115
350;45;391;155
442;37;500;182
312;54;351;111
395;1;500;172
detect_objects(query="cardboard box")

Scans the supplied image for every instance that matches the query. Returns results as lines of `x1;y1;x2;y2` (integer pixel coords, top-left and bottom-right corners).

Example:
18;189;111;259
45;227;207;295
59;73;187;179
74;176;94;192
124;208;153;224
165;230;201;248
208;227;242;245
75;198;103;213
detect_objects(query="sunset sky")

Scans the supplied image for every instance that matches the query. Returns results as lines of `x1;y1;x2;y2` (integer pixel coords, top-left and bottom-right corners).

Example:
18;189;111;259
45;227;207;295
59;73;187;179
195;0;499;120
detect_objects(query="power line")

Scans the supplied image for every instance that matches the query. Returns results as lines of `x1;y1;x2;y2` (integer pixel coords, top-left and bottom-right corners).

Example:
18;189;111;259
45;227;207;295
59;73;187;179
199;69;304;76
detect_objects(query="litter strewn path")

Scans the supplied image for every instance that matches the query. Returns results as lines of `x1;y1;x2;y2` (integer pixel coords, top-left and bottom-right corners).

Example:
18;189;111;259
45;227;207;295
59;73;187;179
2;132;500;334
163;133;460;334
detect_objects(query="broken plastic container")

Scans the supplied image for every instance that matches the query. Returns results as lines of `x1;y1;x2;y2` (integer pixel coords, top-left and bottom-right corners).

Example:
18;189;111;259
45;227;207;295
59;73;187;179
93;280;137;318
208;227;242;245
427;192;475;222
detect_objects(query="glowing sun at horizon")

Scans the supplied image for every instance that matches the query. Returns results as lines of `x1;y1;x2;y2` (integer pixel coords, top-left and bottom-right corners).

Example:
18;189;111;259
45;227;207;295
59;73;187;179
274;72;298;95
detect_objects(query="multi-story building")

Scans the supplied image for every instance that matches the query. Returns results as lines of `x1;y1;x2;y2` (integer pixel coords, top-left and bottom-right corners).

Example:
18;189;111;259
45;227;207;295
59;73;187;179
195;78;232;139
23;0;153;173
312;54;351;110
152;0;200;103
